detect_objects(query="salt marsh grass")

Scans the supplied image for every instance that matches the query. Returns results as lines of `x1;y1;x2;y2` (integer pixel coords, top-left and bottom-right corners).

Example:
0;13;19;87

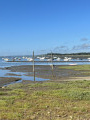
59;64;90;71
0;80;90;120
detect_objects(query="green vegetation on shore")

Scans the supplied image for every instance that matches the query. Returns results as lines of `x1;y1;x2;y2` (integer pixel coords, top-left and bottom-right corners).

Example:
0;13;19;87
0;80;90;120
59;64;90;71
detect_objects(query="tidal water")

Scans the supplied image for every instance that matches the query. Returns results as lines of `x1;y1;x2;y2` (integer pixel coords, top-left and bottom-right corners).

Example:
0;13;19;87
0;56;50;83
0;55;90;68
0;55;90;84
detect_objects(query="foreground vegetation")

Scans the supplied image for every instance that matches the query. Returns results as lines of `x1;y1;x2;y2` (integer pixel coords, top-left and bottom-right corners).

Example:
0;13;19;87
0;80;90;120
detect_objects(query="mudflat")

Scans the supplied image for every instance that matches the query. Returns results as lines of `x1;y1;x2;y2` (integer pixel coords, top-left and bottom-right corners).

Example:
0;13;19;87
0;64;90;87
4;65;90;78
0;77;21;87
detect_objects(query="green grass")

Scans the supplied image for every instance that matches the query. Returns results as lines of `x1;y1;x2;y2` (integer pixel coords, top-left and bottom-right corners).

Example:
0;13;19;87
58;64;90;71
0;80;90;120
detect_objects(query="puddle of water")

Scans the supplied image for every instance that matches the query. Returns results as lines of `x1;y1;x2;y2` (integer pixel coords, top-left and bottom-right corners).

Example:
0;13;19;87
4;71;49;81
0;69;10;76
0;69;50;85
7;71;50;81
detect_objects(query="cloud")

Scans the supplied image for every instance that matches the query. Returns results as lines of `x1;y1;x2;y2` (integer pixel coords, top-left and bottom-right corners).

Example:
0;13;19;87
81;44;90;49
72;44;90;51
51;43;90;54
53;46;69;53
81;38;89;41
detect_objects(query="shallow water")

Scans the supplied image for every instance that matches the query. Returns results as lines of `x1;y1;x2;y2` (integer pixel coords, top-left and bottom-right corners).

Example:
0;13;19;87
1;56;90;68
0;69;50;82
5;71;50;81
0;68;50;86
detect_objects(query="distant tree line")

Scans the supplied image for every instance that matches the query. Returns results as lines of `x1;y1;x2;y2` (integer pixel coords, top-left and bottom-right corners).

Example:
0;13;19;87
47;52;90;55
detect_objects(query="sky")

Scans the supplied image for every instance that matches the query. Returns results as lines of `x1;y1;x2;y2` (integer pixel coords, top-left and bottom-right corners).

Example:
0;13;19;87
0;0;90;56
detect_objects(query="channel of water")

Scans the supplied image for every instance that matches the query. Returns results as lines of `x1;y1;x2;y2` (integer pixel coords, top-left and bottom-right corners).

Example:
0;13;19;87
0;69;50;86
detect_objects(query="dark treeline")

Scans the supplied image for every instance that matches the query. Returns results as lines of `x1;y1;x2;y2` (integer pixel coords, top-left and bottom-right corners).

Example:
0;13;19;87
47;52;90;55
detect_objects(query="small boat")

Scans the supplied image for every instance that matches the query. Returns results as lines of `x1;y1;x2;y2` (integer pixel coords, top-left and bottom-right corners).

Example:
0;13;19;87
64;58;69;61
47;58;52;61
39;57;45;60
56;57;61;61
3;58;9;62
69;63;77;65
87;58;90;61
27;57;33;61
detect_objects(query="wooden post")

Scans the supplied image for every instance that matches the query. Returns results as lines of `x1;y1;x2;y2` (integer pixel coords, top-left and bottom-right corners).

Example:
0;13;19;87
33;51;35;81
51;52;54;79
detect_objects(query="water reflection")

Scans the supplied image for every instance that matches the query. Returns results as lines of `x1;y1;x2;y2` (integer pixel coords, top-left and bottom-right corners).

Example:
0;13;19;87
5;71;50;81
0;69;50;82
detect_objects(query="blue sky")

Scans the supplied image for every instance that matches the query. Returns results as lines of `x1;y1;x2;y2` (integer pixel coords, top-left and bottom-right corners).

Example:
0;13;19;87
0;0;90;56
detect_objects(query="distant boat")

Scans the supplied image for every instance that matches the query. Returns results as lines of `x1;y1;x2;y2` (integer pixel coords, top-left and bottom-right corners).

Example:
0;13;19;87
69;63;77;65
3;58;9;62
47;58;52;61
37;56;40;59
68;57;72;61
87;58;90;61
63;57;72;61
53;57;57;59
56;57;61;61
39;57;45;60
64;57;69;61
18;58;21;60
27;57;33;61
22;56;25;59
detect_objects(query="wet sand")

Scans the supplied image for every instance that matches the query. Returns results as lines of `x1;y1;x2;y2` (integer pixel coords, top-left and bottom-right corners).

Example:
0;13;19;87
4;65;87;78
0;65;90;87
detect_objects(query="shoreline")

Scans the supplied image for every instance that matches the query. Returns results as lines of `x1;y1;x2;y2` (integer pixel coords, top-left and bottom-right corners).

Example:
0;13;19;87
0;77;21;87
0;64;90;87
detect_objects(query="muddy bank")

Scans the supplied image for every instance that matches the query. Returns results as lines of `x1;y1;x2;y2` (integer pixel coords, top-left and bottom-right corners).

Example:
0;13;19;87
0;77;21;87
1;65;90;86
4;65;89;79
